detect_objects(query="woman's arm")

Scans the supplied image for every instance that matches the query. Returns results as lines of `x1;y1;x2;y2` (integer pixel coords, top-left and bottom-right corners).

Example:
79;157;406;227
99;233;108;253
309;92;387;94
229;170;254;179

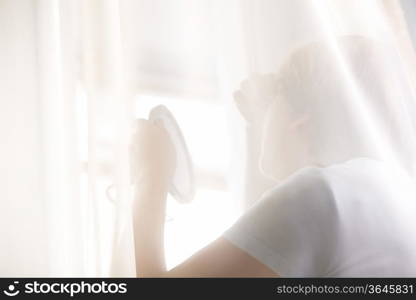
132;179;278;277
131;119;278;277
132;179;169;277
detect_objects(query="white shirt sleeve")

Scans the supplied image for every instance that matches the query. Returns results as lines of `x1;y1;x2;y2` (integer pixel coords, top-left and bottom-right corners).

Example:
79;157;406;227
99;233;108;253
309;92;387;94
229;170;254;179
222;167;339;277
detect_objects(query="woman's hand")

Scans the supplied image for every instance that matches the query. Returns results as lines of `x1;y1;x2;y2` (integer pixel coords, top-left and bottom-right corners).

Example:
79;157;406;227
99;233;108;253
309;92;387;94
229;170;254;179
233;73;278;124
130;119;176;188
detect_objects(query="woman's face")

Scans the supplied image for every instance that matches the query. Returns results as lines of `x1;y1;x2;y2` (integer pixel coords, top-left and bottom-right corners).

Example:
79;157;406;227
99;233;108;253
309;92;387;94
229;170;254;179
259;99;312;181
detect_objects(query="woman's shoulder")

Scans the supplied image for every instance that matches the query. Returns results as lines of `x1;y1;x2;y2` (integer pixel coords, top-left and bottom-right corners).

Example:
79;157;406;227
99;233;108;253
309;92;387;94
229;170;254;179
260;158;396;215
264;165;331;197
263;158;385;200
260;165;336;213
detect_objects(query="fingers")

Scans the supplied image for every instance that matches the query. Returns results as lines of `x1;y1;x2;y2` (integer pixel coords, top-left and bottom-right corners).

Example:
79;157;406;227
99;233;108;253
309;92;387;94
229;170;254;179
233;90;250;121
233;72;279;123
132;118;170;143
129;117;177;184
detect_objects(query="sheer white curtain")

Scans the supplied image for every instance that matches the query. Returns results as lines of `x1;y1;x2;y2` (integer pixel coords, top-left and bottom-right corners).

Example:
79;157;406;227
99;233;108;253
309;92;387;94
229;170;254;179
0;0;134;276
1;0;415;276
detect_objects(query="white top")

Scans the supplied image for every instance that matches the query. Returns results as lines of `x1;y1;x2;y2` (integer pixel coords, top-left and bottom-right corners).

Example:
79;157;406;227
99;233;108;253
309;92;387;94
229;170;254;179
223;158;416;277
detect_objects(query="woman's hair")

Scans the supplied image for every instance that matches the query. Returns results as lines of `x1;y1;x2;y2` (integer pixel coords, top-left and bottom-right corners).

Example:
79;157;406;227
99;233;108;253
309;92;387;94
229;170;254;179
269;35;416;172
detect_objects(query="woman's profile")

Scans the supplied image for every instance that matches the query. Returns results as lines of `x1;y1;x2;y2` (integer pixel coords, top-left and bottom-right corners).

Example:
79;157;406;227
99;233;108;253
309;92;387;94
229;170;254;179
131;36;416;277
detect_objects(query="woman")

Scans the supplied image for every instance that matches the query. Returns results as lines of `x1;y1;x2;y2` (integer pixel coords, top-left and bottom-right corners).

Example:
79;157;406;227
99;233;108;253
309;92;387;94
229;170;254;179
131;36;416;277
